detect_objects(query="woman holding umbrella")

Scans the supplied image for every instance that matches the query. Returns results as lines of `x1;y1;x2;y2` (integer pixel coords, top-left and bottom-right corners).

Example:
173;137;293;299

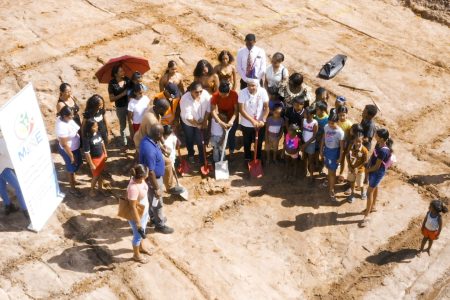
108;65;131;148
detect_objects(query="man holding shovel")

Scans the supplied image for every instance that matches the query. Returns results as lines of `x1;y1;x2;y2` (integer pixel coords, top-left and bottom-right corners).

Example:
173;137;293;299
139;124;174;234
238;78;270;165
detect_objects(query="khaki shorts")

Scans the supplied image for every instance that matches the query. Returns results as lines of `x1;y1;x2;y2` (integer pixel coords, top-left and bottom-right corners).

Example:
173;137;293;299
265;134;280;151
348;169;364;187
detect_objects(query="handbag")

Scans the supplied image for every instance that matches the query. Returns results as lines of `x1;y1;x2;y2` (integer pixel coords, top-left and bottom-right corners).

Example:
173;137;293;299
117;197;145;221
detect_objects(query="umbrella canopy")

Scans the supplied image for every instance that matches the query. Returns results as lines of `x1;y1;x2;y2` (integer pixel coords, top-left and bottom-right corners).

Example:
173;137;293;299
95;55;150;83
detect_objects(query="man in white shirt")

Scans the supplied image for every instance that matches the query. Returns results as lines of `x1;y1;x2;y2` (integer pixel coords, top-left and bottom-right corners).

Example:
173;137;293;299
180;82;211;163
236;33;267;90
238;79;270;161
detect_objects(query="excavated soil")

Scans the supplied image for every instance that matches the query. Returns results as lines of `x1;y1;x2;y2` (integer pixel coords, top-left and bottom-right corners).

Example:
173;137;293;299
0;0;449;299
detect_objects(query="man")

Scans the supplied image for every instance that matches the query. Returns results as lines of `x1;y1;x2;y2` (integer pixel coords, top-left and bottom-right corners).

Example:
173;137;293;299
0;131;28;218
210;81;239;154
238;79;270;161
236;33;267;90
134;98;180;194
155;83;181;128
139;124;174;234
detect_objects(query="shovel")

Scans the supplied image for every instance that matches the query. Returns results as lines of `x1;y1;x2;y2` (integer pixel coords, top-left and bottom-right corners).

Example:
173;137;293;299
248;127;263;178
200;129;212;176
171;166;189;201
176;147;190;176
215;128;231;180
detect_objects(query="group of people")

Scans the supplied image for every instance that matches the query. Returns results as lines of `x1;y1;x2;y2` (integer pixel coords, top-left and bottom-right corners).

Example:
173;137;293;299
47;33;447;262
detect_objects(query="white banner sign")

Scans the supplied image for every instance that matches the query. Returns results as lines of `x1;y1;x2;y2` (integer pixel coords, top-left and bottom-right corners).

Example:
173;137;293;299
0;83;64;232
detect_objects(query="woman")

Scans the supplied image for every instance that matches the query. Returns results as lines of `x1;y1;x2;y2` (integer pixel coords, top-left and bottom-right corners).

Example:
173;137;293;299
213;50;237;90
193;59;219;95
82;94;109;145
278;72;313;107
108;65;131;147
264;52;288;91
56;106;83;197
238;79;270;161
56;83;81;127
83;119;107;197
180;82;211;163
361;129;394;227
159;60;185;94
127;164;152;263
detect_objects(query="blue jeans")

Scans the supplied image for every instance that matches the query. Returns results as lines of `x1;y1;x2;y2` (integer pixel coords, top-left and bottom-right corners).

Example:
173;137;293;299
0;168;27;211
128;209;149;247
115;106;128;146
181;121;204;163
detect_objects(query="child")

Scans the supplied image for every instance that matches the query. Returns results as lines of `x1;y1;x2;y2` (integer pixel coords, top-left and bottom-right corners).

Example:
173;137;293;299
128;71;148;97
284;124;301;179
346;133;368;203
267;86;285;114
419;200;448;256
320;112;345;202
163;125;178;167
360;104;378;151
329;95;346;117
210;112;228;162
302;106;318;182
337;105;353;181
265;104;284;163
312;87;329;108
314;101;328;175
83;118;107;197
127;84;150;139
361;128;393;227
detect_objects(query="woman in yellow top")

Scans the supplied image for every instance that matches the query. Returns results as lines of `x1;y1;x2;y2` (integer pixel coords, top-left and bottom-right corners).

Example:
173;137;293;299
336;105;353;181
213;50;237;90
159;60;185;94
193;59;219;95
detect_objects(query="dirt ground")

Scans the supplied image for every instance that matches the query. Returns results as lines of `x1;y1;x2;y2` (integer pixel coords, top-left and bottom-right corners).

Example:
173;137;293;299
0;0;449;299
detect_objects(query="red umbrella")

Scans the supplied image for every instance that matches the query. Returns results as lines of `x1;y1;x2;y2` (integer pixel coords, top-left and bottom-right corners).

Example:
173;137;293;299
95;55;150;83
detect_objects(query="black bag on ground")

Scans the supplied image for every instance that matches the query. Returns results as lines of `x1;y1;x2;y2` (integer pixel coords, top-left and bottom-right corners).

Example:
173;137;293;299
318;54;347;79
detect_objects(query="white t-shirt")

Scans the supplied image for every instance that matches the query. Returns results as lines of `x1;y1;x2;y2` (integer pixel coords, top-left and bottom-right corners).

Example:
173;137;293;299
266;64;288;88
56;118;80;151
163;133;178;166
238;87;269;128
211;118;224;137
127;95;150;124
302;119;318;143
180;90;211;127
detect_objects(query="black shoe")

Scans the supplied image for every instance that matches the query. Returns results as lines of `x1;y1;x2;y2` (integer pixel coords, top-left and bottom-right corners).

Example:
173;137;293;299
4;204;19;215
154;225;174;234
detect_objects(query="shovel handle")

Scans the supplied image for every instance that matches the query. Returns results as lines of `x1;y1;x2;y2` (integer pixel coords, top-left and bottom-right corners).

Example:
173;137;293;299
253;127;259;162
219;128;230;163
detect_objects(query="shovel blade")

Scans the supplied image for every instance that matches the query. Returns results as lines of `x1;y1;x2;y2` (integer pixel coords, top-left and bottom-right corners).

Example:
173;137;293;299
177;159;190;176
215;161;229;180
200;164;212;176
248;159;263;178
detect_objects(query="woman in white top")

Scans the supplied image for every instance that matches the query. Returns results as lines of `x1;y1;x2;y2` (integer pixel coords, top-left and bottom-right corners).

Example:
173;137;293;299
56;106;82;196
180;82;211;163
264;52;288;91
127;84;151;138
238;78;270;161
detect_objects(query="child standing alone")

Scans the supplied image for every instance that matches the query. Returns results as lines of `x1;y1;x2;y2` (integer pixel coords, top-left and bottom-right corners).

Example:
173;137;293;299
419;200;448;256
265;104;284;163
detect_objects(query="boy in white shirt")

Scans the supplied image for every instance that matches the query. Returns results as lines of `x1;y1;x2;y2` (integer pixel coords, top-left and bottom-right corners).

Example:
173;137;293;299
210;113;228;162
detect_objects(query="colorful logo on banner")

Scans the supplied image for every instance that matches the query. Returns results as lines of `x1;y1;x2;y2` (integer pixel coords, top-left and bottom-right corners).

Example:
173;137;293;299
15;112;35;140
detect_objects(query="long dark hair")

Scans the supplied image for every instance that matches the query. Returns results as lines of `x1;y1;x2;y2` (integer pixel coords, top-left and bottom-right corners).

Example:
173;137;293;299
376;128;394;153
193;59;214;77
111;64;122;78
83;118;97;139
218;50;234;63
165;60;177;73
84;94;104;118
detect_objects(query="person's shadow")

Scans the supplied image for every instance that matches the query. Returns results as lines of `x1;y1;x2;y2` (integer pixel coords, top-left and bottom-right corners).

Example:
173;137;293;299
277;211;362;232
366;248;418;265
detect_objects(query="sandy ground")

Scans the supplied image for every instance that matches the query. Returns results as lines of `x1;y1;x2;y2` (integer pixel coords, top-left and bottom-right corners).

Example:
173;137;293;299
0;0;449;299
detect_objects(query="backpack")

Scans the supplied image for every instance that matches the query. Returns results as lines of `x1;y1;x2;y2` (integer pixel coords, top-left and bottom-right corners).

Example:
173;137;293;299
373;146;396;169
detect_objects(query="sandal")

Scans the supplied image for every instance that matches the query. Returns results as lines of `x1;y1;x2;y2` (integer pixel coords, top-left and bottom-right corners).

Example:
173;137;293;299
132;255;148;264
139;247;153;256
359;218;370;228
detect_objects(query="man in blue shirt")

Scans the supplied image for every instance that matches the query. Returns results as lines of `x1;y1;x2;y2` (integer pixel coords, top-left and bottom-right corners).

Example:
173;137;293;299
139;124;174;234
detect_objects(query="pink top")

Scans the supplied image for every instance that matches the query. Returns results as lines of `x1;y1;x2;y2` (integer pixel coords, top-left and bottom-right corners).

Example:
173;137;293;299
285;133;300;151
127;178;149;210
